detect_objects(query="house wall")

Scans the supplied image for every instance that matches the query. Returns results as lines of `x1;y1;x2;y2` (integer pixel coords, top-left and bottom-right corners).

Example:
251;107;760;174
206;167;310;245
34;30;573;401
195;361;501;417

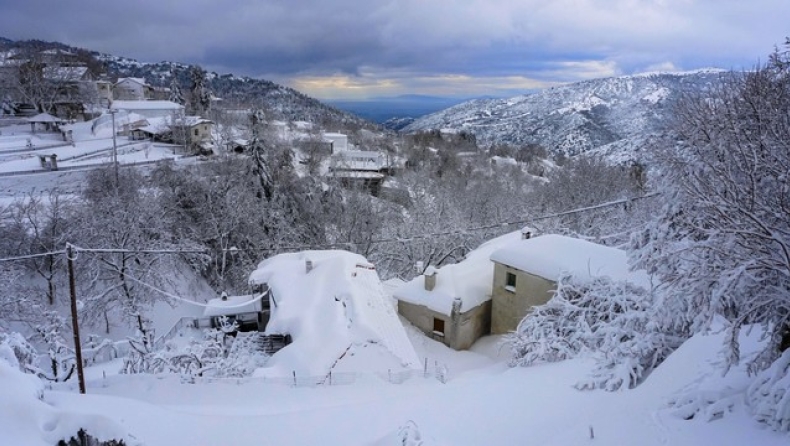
114;80;145;100
491;262;557;334
189;122;212;142
398;300;491;350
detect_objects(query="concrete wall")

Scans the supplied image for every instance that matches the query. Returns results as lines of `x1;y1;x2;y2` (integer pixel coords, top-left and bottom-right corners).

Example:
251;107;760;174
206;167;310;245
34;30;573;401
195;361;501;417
491;262;556;334
398;299;491;350
451;300;492;350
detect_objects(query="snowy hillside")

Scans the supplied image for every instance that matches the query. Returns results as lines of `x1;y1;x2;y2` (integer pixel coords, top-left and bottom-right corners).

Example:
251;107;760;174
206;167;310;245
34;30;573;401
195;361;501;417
404;70;725;158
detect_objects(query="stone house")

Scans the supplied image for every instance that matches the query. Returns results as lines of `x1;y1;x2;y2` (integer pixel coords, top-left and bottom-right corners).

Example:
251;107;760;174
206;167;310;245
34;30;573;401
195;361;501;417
395;231;650;349
488;233;651;334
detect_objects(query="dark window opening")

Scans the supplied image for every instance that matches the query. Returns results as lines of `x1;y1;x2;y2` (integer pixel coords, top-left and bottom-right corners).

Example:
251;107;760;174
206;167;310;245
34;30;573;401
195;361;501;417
433;317;445;334
505;272;517;290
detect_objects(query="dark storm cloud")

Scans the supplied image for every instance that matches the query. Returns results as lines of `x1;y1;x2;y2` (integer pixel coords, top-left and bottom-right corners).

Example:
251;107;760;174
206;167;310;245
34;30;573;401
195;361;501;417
1;0;788;98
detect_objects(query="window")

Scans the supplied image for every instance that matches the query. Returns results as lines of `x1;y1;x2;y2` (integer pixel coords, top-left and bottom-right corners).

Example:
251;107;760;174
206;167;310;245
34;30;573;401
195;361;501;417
433;317;445;335
505;272;516;292
194;128;199;136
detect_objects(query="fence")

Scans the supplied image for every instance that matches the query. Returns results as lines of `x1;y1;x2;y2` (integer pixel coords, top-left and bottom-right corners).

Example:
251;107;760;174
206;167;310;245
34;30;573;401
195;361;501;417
190;362;449;387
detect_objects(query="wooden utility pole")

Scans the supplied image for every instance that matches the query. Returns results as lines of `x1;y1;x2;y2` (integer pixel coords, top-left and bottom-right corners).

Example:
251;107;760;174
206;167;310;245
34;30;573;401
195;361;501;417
66;243;86;394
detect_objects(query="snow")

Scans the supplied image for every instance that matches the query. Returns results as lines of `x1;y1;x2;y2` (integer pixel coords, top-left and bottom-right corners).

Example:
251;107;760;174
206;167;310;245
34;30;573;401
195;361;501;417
642;87;670;104
394;230;524;314
111;100;184;111
489;234;651;287
32;328;788;446
26;112;64;123
0;354;135;446
202;294;263;318
247;250;421;378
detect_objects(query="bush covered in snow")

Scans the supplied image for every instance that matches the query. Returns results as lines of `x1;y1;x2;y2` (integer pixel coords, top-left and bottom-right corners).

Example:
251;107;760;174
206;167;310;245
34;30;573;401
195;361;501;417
122;319;268;380
747;349;790;431
509;275;683;390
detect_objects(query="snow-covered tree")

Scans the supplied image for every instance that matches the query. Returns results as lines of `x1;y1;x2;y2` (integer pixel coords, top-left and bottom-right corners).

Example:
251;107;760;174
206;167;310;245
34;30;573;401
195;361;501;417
187;65;211;116
72;167;179;340
34;311;75;382
631;43;790;429
632;49;790;372
509;275;679;390
168;75;184;105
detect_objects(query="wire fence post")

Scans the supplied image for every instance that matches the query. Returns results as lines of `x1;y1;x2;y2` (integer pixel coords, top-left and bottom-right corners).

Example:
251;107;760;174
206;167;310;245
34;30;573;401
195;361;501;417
67;243;86;394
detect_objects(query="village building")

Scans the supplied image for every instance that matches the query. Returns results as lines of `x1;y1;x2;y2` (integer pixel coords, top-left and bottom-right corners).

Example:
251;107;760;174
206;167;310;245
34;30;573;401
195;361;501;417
113;77;155;100
130;115;213;153
394;231;651;349
323;132;348;152
247;250;420;377
489;233;650;334
329;149;390;195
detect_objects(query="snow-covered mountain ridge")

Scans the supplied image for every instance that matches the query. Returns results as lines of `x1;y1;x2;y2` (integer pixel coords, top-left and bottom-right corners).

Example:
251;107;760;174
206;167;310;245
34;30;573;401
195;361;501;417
404;70;726;159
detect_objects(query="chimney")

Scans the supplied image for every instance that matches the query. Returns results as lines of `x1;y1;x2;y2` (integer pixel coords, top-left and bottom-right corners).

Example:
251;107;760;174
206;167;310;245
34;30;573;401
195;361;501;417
424;266;437;291
521;226;534;240
305;259;313;273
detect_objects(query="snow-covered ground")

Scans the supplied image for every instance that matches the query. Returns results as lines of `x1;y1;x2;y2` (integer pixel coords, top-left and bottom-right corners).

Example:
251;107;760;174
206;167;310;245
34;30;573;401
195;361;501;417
0;120;180;176
32;328;786;446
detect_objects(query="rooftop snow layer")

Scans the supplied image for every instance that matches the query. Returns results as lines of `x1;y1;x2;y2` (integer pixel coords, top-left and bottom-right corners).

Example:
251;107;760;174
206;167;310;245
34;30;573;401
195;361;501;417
394;230;524;315
489;234;650;286
111;100;184;111
248;250;420;378
203;294;262;318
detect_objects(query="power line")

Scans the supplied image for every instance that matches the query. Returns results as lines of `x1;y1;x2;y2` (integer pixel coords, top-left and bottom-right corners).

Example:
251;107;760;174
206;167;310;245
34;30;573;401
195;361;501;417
0;250;66;263
122;274;267;310
0;193;661;260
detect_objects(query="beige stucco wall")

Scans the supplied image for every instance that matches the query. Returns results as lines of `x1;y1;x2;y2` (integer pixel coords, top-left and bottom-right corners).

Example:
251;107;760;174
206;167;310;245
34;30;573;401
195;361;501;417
398;299;492;350
189;123;212;142
491;262;557;334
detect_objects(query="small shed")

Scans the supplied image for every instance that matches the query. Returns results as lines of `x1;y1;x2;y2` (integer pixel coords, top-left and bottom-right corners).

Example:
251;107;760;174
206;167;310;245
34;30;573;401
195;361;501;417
27;113;64;133
202;291;271;332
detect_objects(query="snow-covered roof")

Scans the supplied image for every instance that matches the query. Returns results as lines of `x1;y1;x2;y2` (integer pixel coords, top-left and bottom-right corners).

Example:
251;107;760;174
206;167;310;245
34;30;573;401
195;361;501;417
111;100;184;111
203;294;262;318
248;250;420;377
115;77;149;87
394;231;525;315
489;234;650;286
173;115;212;127
26;113;63;123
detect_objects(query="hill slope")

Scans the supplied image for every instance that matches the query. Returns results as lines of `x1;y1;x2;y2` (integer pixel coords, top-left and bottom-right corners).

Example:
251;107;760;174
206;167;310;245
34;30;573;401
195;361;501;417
0;37;374;129
404;70;725;159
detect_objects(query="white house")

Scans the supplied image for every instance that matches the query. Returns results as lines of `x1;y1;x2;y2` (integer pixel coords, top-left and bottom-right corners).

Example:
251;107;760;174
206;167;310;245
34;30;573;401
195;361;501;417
247;250;420;378
323;132;348;152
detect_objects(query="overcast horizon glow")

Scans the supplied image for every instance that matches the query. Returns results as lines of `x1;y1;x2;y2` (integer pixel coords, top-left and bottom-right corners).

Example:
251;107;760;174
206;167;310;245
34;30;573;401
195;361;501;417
1;0;786;100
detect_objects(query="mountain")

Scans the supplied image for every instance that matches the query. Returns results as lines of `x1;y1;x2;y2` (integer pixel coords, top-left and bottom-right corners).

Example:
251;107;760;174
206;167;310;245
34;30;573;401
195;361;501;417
403;70;726;159
0;37;374;129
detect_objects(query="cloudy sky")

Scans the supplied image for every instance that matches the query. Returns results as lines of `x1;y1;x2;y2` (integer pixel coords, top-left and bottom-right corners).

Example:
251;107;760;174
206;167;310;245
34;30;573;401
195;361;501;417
1;0;787;100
